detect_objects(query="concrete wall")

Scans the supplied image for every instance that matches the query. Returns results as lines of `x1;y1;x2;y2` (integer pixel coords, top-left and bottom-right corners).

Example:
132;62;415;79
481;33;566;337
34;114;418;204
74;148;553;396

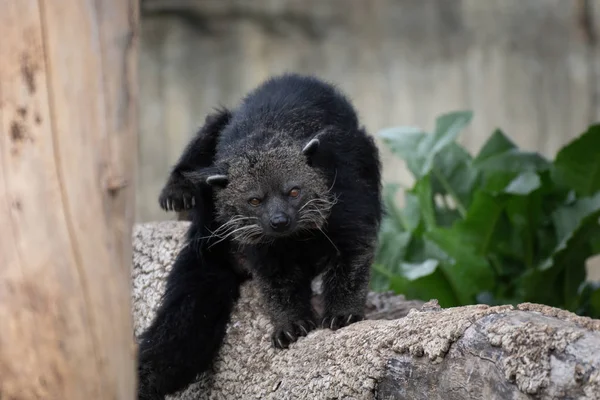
137;0;600;275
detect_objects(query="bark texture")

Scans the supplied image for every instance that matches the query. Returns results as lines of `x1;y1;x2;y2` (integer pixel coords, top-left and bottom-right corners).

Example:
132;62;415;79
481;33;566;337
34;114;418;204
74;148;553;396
132;221;600;400
0;2;138;399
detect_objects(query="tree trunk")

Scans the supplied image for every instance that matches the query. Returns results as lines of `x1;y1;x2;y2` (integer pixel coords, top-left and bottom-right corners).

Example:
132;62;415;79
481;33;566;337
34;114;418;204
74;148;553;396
0;1;139;398
132;221;600;400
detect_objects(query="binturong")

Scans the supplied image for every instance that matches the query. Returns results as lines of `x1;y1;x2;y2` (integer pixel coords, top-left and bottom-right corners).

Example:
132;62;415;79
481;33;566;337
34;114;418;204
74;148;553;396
136;73;383;399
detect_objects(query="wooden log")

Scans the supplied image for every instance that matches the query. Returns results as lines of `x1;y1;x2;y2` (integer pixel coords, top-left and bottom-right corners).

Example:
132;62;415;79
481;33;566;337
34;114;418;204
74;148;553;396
0;1;139;398
132;221;600;400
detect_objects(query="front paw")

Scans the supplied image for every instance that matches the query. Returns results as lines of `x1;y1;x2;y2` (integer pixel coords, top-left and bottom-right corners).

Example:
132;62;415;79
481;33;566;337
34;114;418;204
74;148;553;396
320;313;364;331
271;319;316;349
158;180;195;212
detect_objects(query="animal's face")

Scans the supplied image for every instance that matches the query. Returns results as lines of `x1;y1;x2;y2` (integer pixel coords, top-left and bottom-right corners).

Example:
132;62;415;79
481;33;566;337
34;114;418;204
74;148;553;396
208;145;334;245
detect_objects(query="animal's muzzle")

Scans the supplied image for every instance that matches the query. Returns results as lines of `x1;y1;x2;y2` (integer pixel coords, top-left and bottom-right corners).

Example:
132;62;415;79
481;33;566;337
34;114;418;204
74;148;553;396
269;213;291;232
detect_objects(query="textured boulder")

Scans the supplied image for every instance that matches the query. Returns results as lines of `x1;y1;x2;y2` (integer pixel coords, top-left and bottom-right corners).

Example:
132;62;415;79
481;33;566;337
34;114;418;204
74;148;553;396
132;221;600;400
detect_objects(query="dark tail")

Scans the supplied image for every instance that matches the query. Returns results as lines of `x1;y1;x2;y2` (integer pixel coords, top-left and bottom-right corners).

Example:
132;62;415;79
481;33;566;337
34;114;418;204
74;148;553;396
136;235;243;398
137;186;244;399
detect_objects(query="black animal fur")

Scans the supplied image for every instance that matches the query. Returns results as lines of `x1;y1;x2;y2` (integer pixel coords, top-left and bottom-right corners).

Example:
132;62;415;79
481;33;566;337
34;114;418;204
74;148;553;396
137;74;382;399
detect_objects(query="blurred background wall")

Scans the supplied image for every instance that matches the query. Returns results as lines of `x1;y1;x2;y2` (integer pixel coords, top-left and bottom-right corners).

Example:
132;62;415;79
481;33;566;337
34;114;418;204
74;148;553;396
136;0;600;274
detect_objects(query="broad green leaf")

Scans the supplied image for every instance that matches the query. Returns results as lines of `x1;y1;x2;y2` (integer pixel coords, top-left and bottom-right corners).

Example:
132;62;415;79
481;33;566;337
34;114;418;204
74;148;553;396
504;171;541;195
420;111;473;177
379;126;425;139
474;132;549;195
410;175;436;230
534;226;559;264
453;190;506;256
382;183;405;232
430;142;480;214
379;114;600;318
553;124;600;196
504;190;547;268
376;190;412;268
423;111;473;174
379;127;428;177
375;226;412;271
591;227;600;254
434;206;462;228
372;222;412;292
481;171;521;194
563;260;588;312
576;282;600;319
552;192;600;245
402;192;422;233
401;259;439;280
386;263;460;307
474;129;517;162
379;110;473;179
435;111;473;140
405;234;449;263
537;193;600;307
521;243;591;311
519;267;564;307
370;267;392;292
425;228;496;305
475;149;550;174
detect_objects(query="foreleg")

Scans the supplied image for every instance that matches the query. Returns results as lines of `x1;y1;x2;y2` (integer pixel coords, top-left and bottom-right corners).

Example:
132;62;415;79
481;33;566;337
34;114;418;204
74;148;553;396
320;238;376;330
254;272;317;349
159;108;231;212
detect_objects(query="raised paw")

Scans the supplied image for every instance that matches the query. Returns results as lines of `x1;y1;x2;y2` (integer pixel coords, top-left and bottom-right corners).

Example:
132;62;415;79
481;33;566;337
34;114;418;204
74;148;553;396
271;319;316;349
158;182;196;212
320;313;364;331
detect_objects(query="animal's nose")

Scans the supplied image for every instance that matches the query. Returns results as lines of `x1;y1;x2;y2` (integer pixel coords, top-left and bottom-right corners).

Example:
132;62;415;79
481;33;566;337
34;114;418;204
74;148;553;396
269;213;290;232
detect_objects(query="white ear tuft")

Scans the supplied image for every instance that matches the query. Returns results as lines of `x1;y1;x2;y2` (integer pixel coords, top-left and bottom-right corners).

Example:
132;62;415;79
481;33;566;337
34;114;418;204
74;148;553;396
302;138;320;156
206;174;229;186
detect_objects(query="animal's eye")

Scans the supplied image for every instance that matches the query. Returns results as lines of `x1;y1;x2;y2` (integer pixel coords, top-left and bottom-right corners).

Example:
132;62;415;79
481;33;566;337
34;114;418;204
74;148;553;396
289;188;300;198
248;198;261;206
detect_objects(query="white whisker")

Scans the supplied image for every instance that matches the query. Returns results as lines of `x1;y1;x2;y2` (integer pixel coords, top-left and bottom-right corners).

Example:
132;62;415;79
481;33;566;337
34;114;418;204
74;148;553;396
326;169;338;193
317;226;339;254
208;224;260;249
199;215;260;242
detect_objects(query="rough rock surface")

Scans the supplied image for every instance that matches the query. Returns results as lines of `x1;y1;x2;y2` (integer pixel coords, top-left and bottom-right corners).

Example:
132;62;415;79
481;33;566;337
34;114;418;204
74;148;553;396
132;221;600;400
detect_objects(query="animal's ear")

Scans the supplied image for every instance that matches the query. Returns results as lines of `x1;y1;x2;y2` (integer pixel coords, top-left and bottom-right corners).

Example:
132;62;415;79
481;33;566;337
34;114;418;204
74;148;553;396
302;138;320;157
302;127;333;160
182;166;229;188
205;174;229;188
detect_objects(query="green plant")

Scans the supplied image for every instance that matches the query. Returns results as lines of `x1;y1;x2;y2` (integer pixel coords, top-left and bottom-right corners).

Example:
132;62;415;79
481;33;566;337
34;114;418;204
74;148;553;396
371;111;600;318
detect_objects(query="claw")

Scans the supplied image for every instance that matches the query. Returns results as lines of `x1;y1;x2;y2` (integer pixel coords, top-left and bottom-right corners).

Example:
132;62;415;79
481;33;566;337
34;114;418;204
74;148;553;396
298;324;308;336
276;337;285;349
321;314;362;331
284;330;295;342
272;320;316;350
